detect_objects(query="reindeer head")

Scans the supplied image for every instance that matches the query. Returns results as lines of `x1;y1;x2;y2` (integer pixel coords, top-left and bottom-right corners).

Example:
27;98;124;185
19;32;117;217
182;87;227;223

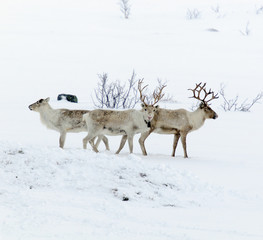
188;82;219;119
138;79;166;123
28;97;50;111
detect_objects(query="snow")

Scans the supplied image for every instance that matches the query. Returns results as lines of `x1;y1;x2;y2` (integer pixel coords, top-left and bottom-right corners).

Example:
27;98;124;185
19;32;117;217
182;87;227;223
1;138;263;240
1;0;263;239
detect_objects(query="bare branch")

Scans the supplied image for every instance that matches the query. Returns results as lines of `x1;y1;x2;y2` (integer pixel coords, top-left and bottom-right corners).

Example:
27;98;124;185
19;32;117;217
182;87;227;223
186;8;201;20
93;71;141;109
240;21;251;36
256;5;263;14
119;0;131;19
219;83;263;112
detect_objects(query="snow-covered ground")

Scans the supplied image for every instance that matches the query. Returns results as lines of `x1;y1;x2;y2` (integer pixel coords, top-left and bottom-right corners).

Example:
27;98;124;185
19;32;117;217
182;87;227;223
1;0;263;239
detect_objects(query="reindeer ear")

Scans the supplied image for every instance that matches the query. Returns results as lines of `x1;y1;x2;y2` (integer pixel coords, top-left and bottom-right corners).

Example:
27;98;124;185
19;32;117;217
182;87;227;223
155;105;159;109
45;97;50;103
141;103;145;108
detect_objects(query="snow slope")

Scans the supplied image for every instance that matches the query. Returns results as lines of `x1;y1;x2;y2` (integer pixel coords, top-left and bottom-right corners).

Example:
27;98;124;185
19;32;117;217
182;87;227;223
0;0;263;239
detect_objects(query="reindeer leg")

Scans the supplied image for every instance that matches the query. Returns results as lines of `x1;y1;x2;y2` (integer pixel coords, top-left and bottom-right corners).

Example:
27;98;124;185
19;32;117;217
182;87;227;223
59;132;67;148
127;135;134;153
83;133;99;152
94;136;102;150
139;130;152;155
180;132;188;158
172;132;180;157
89;139;99;152
94;135;109;151
83;134;90;150
89;137;97;149
116;135;127;154
102;136;110;150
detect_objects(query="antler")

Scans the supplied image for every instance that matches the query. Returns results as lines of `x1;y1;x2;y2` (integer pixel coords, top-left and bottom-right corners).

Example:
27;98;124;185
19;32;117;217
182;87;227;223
138;79;148;106
188;82;219;104
151;81;167;105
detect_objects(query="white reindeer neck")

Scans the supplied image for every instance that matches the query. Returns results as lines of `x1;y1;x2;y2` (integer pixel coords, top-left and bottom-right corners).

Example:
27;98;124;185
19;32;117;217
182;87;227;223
188;108;206;131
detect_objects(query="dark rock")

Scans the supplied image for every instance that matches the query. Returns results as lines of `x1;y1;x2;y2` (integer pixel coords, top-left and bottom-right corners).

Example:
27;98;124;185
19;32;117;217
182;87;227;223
57;94;78;103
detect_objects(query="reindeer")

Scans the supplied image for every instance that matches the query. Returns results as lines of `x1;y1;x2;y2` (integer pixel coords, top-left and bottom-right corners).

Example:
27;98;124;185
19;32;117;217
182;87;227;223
82;80;166;153
117;82;218;158
28;98;109;149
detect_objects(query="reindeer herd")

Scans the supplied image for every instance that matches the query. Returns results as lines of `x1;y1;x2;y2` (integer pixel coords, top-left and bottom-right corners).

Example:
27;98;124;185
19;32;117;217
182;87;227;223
29;82;218;158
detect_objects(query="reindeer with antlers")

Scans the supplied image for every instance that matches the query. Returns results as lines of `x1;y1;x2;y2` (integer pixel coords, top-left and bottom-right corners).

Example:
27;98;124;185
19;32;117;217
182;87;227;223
136;82;219;158
82;79;166;153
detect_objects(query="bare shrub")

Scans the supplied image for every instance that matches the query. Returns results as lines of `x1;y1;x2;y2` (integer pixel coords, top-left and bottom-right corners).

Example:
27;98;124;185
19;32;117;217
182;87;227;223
159;93;176;103
119;0;131;19
219;83;263;112
93;71;140;109
186;8;201;20
240;21;251;36
256;5;263;14
211;4;226;18
211;5;220;14
189;101;200;111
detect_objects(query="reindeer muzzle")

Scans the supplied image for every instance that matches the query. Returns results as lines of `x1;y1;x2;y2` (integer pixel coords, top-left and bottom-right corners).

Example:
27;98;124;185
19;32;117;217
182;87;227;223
213;113;218;119
28;105;33;110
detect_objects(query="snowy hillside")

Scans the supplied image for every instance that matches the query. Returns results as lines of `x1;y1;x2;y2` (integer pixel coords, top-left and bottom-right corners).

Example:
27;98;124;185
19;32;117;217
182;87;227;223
1;0;263;239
